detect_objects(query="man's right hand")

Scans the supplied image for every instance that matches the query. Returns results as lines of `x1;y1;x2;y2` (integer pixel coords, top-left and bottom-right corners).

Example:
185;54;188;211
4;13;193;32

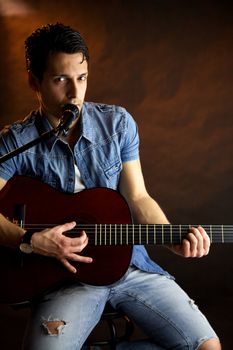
31;221;93;273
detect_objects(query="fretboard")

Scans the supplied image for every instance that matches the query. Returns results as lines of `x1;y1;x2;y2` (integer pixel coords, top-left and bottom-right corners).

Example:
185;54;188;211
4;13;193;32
64;224;233;246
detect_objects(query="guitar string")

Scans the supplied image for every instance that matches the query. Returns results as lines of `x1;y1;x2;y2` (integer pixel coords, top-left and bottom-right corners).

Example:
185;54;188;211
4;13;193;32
21;224;233;243
22;224;233;230
22;224;233;232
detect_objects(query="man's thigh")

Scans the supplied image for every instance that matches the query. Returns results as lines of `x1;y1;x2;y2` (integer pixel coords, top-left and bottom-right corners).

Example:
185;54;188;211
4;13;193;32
23;283;109;350
110;267;218;349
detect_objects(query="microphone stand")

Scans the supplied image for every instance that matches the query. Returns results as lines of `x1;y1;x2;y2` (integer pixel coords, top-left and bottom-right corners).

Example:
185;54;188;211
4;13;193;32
0;121;67;165
0;103;79;165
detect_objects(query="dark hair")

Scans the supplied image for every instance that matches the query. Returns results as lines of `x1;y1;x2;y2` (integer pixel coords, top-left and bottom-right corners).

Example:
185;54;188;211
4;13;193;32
25;23;89;81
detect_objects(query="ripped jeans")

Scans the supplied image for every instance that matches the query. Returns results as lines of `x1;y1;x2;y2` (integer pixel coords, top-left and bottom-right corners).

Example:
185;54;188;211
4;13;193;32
22;267;218;350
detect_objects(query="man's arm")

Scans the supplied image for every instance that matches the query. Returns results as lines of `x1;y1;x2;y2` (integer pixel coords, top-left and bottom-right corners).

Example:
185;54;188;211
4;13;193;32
0;177;24;247
119;159;210;258
119;159;169;224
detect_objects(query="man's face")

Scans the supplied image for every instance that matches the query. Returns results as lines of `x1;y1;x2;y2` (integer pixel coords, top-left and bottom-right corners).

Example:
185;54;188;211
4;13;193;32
32;52;88;125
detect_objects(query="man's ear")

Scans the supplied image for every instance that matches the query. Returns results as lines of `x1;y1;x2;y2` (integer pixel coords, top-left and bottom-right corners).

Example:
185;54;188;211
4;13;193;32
28;71;40;91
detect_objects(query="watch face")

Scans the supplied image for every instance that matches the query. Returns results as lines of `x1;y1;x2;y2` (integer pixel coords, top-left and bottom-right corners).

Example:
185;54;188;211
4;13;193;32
19;243;33;254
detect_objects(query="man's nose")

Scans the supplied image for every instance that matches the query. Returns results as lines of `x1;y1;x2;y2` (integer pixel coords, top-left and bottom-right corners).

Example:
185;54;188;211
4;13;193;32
67;80;78;100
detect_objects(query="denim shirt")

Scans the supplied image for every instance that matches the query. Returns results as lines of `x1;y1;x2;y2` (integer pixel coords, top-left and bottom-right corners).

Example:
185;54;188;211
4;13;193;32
0;102;169;276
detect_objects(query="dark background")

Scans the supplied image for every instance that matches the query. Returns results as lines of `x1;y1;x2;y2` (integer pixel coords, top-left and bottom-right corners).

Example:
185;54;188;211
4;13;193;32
0;0;233;348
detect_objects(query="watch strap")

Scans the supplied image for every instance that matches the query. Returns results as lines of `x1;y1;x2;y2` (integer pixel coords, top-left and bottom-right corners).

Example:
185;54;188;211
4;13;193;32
21;229;35;244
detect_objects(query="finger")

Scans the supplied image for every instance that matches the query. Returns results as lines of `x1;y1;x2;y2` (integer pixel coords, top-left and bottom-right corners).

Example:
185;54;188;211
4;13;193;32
68;253;93;264
197;226;210;255
186;228;201;257
61;221;77;232
181;238;191;257
60;258;78;273
65;232;89;255
46;221;77;240
189;226;210;257
60;254;93;273
69;230;88;247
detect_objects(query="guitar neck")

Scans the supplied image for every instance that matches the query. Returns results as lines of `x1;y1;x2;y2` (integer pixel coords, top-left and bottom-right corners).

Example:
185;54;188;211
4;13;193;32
67;224;233;246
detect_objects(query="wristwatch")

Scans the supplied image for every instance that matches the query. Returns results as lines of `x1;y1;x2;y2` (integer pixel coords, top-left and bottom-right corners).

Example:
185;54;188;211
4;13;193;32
19;230;35;254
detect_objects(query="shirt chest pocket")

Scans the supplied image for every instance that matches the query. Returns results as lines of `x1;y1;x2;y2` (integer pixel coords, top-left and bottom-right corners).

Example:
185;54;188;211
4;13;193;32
103;160;122;180
77;135;123;189
95;140;123;185
81;145;123;189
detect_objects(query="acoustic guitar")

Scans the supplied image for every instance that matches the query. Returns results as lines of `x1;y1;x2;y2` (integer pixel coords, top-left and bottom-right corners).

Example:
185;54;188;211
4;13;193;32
0;176;232;304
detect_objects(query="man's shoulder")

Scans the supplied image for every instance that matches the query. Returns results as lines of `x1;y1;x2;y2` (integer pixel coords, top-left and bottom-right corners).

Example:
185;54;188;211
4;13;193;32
0;111;38;140
83;101;127;116
81;102;138;145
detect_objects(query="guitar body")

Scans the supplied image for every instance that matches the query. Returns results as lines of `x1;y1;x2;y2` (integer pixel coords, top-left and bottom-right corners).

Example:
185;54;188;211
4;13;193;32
0;176;132;304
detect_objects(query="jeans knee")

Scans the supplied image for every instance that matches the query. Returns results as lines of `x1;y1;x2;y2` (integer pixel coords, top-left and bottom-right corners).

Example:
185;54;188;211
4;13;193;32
197;337;221;350
42;319;66;336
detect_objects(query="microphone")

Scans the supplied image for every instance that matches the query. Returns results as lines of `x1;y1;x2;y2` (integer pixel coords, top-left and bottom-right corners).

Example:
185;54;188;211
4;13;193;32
57;103;80;136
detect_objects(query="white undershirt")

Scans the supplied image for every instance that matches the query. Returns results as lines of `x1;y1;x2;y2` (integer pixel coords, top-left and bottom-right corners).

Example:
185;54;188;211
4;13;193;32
74;164;86;193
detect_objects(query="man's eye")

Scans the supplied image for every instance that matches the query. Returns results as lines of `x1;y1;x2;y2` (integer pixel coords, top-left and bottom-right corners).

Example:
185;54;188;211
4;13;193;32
54;76;66;83
79;75;87;81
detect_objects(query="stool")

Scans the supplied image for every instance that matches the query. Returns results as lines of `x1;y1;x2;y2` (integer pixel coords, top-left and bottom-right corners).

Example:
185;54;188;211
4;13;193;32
85;303;134;349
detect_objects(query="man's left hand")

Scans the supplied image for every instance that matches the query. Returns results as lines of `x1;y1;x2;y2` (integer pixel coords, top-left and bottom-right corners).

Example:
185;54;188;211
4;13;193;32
168;226;210;258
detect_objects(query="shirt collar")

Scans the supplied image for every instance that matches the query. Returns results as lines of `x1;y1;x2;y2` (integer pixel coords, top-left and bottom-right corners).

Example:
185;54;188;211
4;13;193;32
35;103;96;152
80;102;94;142
34;111;62;152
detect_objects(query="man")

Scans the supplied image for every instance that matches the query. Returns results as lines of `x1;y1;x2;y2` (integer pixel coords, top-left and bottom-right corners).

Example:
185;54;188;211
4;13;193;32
0;23;220;349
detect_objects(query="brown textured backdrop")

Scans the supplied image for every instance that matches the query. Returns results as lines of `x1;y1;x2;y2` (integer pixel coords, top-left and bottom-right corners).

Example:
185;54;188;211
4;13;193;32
0;0;233;348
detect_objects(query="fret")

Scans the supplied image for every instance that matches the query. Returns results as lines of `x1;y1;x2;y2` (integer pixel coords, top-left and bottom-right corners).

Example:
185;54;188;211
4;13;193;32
179;224;182;243
95;224;97;246
109;224;112;246
99;224;102;245
114;224;117;245
132;225;135;244
162;225;164;244
221;225;224;243
104;224;107;245
209;225;213;243
120;224;122;245
139;225;141;244
170;225;172;244
146;225;149;244
154;224;156;244
126;224;128;245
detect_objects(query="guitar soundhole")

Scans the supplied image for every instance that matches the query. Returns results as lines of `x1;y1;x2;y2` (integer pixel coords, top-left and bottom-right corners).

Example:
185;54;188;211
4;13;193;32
64;212;98;238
